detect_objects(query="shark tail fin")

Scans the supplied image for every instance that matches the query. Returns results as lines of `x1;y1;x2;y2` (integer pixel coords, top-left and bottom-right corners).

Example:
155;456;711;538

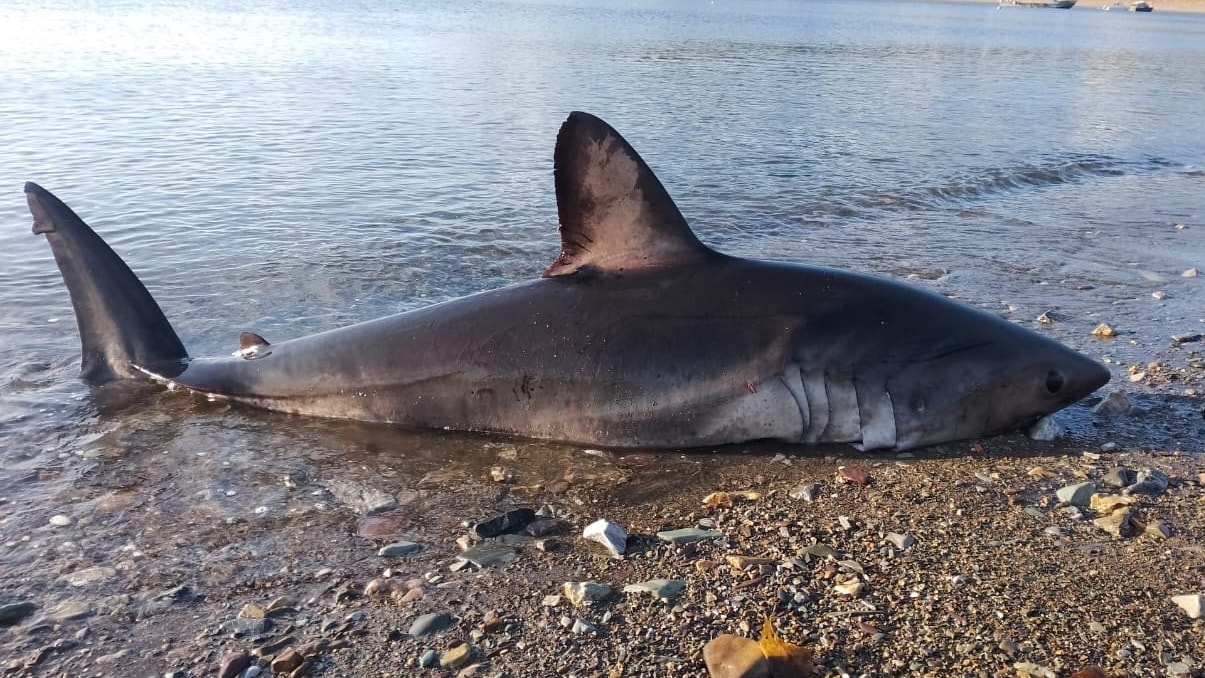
25;182;189;384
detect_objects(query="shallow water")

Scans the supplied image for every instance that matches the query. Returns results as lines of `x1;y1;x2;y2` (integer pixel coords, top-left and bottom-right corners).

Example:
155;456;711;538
0;0;1203;576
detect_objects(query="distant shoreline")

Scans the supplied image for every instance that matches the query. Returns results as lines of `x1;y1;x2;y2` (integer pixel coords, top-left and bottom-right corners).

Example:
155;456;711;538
945;0;1205;13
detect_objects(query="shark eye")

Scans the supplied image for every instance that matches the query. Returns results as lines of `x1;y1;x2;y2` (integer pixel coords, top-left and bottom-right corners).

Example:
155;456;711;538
1045;370;1065;394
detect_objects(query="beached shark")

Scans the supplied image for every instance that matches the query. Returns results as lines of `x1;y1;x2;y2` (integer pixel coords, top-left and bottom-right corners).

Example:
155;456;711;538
25;111;1109;450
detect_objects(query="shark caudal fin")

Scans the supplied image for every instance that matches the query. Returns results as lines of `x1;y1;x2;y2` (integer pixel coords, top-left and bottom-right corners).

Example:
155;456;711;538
545;111;717;278
25;182;188;384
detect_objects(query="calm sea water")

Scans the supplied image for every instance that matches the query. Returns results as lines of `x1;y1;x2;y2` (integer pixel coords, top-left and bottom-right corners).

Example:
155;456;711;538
0;0;1202;513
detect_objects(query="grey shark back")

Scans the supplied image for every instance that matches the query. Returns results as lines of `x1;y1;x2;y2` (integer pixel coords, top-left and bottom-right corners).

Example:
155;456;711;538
24;111;1110;450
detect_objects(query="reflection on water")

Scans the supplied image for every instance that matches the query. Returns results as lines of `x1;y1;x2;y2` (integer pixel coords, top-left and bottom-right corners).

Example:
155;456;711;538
0;0;1203;598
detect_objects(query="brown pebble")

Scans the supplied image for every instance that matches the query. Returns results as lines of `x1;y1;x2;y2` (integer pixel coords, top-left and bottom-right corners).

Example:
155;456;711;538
217;650;251;678
702;634;769;678
482;610;504;633
1069;669;1111;678
270;648;304;674
355;514;407;538
837;467;871;486
440;641;472;669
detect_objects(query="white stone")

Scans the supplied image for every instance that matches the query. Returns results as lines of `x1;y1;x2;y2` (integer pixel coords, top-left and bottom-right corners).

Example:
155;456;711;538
582;519;626;558
1171;594;1203;619
562;581;613;606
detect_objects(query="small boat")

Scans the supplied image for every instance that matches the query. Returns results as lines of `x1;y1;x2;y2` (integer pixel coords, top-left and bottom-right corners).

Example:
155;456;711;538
1000;0;1077;7
1130;1;1153;10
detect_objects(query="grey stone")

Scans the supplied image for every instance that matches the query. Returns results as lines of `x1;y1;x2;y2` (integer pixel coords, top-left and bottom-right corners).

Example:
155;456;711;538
1103;467;1137;488
799;543;842;560
1093;391;1131;415
0;602;37;628
886;533;916;551
418;649;438;668
1171;333;1202;344
1056;482;1096;506
453;545;516;568
378;541;421;557
1027;415;1063;441
409;611;453;638
59;566;116;587
623;579;685;600
788;482;821;501
655;527;724;544
324;479;396;515
570;618;597;634
220;616;272;636
1124;468;1169;496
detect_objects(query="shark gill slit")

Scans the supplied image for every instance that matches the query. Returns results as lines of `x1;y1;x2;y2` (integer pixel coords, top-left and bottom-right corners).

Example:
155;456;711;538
801;368;829;444
778;365;810;443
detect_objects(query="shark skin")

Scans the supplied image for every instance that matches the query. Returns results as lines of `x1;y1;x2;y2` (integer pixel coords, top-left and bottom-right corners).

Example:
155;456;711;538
24;111;1110;450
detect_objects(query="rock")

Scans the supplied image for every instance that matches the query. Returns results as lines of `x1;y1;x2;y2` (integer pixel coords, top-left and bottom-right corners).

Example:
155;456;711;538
217;650;251;678
355;514;407;539
571;618;598;634
489;466;515;482
1015;662;1059;678
1123;468;1169;496
1092;506;1137;538
1145;521;1172;539
1056;482;1096;506
1167;663;1191;677
788;482;821;501
270;648;304;674
524;517;566;537
1090;493;1135;512
418;649;438;668
1171;594;1203;619
541;595;561;607
48;514;73;527
59;566;116;587
1184;267;1199;277
655;527;724;545
834;579;865;596
562;581;613;606
0;602;37;628
886;533;916;550
623;579;685;600
440;642;472;670
378;541;421;557
1091;323;1116;338
325;479;396;515
703;634;769;678
472;508;536;538
1172;332;1202;344
837;466;871;486
726;555;778;571
409;612;453;638
1093;391;1130;415
1027;415;1063;441
238;604;266;619
1103;467;1137;488
221;616;272;636
453;545;516;568
583;519;628;557
799;543;842;560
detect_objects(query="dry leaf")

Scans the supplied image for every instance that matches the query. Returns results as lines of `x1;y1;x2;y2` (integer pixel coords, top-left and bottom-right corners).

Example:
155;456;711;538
702;492;732;508
758;617;814;677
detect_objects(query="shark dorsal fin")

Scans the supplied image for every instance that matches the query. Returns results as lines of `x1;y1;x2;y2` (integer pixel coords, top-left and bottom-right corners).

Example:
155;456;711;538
544;112;714;278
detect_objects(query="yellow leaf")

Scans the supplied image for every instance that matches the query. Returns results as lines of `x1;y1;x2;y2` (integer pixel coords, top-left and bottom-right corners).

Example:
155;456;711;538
758;617;814;677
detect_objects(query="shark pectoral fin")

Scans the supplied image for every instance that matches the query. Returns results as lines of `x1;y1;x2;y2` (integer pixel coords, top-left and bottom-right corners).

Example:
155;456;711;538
544;112;716;278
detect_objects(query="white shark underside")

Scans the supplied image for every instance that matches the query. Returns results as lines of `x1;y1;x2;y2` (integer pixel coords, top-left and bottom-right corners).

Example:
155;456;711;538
24;112;1110;450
